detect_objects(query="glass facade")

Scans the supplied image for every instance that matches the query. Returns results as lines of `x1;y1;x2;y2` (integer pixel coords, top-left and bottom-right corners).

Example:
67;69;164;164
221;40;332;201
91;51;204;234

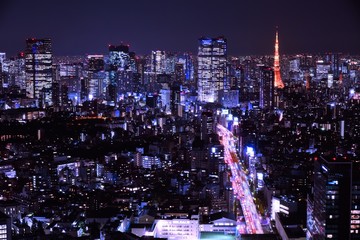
197;37;227;103
108;45;130;102
151;50;166;74
311;157;351;239
25;38;53;106
87;55;105;100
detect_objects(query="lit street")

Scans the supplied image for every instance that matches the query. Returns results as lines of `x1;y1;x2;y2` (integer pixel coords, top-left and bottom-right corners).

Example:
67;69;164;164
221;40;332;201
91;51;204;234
217;124;263;235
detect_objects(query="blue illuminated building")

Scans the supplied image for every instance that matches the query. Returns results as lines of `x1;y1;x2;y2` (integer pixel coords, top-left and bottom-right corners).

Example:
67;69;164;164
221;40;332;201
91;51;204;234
178;53;194;81
197;37;227;103
107;44;130;102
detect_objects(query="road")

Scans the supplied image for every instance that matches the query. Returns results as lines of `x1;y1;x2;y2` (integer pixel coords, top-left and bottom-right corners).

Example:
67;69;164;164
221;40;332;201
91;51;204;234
217;124;263;235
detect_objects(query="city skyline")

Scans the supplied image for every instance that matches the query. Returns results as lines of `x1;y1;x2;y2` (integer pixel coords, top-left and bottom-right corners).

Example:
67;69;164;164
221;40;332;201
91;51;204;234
1;1;360;239
1;0;360;57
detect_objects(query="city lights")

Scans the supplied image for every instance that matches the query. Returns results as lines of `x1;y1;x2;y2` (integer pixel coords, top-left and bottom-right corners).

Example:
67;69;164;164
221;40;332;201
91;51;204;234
0;1;358;239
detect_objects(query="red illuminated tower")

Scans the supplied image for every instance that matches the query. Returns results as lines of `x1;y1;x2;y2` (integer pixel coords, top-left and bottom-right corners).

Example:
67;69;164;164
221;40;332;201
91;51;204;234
274;29;284;88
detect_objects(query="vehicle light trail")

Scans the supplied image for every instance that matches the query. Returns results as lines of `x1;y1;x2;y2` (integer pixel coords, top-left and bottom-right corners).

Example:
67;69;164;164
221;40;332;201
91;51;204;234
217;124;263;234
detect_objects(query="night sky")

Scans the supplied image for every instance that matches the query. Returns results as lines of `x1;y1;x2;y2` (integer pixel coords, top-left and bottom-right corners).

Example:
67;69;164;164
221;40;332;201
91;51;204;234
1;0;360;57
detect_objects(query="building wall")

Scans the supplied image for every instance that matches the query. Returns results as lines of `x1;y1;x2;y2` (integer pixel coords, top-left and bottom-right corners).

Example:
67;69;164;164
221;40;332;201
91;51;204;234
312;156;351;239
25;38;53;106
197;37;227;103
153;218;199;240
0;213;12;240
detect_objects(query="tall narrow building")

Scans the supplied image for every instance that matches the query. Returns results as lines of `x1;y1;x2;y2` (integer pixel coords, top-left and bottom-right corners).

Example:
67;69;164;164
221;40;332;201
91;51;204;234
259;66;274;109
108;44;129;102
25;38;53;106
151;50;166;74
197;37;227;103
274;30;284;88
87;54;105;100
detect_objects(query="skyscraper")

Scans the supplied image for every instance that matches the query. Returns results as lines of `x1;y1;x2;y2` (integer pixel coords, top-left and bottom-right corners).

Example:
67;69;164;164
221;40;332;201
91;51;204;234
25;38;53;106
274;30;284;88
151;50;166;74
0;53;5;72
108;44;130;102
307;155;360;239
175;63;185;83
259;66;274;109
178;53;194;81
87;55;105;100
197;37;227;103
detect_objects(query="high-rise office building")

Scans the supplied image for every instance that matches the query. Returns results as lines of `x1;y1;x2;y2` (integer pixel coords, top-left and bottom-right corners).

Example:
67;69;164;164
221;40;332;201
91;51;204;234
52;64;60;109
165;52;176;74
2;54;26;90
307;155;360;239
274;30;284;88
108;44;129;102
325;53;340;79
178;53;194;81
0;53;5;72
197;37;227;103
25;38;53;106
151;50;166;74
175;63;185;83
88;54;104;72
170;83;181;116
87;55;105;100
201;111;215;142
259;66;274;109
160;88;171;114
58;62;82;106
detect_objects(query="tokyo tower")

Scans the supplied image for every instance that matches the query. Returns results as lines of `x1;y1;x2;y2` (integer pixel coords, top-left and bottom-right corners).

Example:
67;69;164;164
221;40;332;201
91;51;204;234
274;28;284;88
